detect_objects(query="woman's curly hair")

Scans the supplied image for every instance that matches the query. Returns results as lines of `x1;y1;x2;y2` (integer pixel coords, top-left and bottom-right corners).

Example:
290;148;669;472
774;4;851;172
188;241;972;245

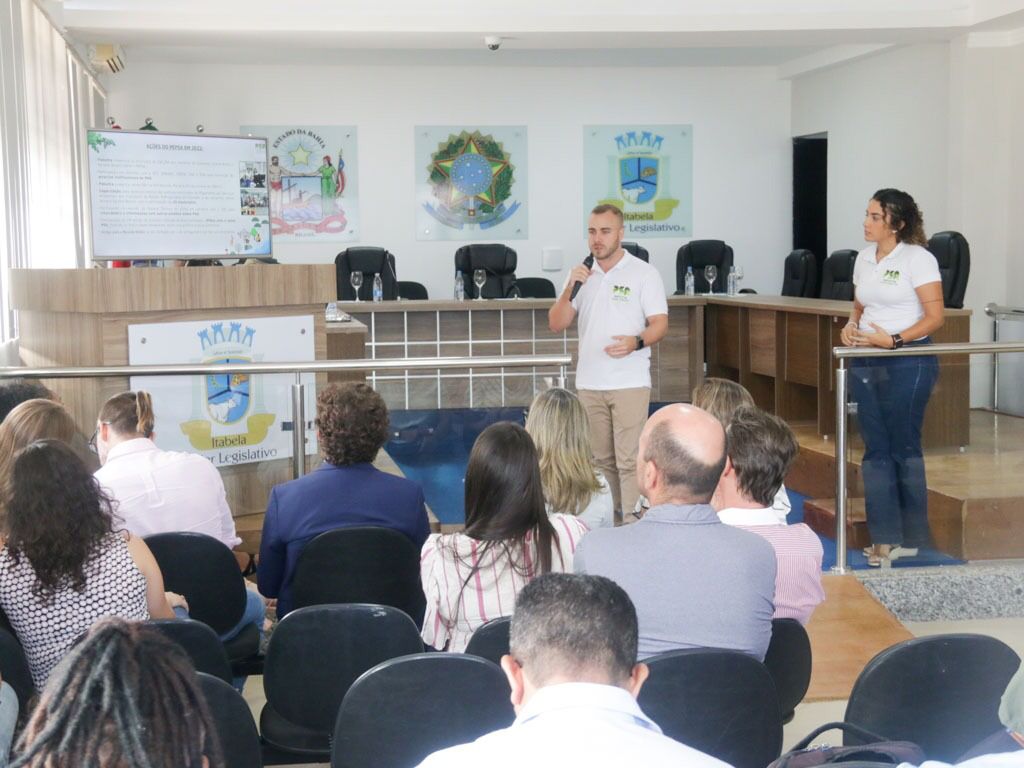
316;383;390;466
4;439;115;603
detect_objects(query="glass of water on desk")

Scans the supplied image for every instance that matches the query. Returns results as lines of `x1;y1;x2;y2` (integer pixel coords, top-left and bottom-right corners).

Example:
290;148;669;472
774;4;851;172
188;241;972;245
704;265;718;295
473;269;487;300
350;271;363;302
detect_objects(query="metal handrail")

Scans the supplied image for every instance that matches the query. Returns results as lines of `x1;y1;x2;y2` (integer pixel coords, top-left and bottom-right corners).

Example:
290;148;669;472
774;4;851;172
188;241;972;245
0;354;572;479
984;305;1024;413
0;355;572;380
831;340;1024;573
985;303;1024;319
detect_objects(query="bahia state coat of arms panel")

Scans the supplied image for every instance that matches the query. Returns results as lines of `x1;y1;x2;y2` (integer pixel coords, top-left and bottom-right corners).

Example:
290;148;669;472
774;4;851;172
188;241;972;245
583;125;694;239
415;126;528;241
126;315;317;468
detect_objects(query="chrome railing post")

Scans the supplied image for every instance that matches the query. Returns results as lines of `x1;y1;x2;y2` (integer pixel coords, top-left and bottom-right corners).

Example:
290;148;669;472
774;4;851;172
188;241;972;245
557;364;566;389
833;359;849;575
291;374;305;479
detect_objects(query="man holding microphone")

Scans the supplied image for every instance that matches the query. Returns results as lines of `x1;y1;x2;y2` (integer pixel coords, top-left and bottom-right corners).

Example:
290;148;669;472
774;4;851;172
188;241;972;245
549;204;668;520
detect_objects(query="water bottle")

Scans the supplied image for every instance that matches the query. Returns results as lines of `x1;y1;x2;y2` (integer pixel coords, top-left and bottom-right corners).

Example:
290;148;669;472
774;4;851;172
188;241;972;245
372;273;383;303
684;266;695;296
454;271;465;301
727;266;738;296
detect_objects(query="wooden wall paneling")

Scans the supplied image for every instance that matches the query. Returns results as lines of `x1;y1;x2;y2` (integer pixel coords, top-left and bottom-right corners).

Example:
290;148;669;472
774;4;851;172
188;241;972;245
747;309;777;377
775;311;818;423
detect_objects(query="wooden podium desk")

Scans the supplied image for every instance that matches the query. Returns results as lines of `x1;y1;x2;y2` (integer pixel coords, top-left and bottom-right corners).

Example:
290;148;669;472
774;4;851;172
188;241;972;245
333;296;705;411
703;294;971;448
9;265;357;531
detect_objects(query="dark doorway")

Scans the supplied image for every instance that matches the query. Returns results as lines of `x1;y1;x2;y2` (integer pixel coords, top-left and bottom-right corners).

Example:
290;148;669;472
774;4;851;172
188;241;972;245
792;134;827;296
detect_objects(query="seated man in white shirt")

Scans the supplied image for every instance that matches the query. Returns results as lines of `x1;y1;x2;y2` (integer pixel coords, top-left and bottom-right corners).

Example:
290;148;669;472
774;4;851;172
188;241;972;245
714;406;825;625
416;573;729;768
93;390;265;645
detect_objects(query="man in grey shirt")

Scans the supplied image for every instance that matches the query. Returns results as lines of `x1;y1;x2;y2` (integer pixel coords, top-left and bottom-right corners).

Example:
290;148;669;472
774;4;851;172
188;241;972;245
574;403;777;660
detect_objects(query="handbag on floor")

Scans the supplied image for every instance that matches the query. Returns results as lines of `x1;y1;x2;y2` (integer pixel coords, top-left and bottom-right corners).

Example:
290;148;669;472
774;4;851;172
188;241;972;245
769;721;926;768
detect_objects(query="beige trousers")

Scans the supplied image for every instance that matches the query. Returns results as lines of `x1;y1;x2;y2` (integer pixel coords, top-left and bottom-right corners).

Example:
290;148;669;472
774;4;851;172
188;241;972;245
577;387;651;515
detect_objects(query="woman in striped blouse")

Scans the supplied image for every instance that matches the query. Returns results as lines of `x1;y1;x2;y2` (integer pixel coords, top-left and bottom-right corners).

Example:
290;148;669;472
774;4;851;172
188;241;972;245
420;422;588;652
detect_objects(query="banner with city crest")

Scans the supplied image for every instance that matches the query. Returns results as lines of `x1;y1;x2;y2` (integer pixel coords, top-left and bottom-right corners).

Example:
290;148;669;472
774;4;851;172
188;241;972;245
240;124;358;243
127;315;316;468
583;125;693;239
415;125;528;241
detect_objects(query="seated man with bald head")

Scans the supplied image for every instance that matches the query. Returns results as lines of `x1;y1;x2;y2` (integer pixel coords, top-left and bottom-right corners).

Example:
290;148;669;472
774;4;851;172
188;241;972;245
574;404;777;660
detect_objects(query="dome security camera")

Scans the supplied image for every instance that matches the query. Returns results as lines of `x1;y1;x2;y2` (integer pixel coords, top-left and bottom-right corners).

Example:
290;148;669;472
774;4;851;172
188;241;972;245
484;35;501;51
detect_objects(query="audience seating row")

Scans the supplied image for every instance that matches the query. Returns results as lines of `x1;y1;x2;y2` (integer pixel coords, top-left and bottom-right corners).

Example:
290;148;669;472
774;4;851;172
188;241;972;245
336;231;969;305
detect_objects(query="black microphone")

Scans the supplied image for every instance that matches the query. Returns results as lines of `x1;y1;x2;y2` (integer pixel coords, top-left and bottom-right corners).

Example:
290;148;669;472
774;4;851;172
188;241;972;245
569;254;595;301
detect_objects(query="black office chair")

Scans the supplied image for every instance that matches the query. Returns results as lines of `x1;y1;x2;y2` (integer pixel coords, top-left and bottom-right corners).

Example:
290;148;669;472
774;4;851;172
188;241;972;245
331;653;515;768
454;244;518;299
197;672;263;768
336;247;398;301
622;241;650;262
638;648;783;768
844;634;1020;762
764;618;813;724
676;240;734;294
397;280;429;300
927;231;970;309
0;627;35;715
781;249;819;298
513;277;556;299
464;616;511;666
261;604;423;763
820;249;857;300
146;618;233;683
143;533;261;674
290;527;426;627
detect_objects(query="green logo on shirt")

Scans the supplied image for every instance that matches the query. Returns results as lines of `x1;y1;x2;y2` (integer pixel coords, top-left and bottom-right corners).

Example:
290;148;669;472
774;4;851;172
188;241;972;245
882;269;901;285
612;285;632;301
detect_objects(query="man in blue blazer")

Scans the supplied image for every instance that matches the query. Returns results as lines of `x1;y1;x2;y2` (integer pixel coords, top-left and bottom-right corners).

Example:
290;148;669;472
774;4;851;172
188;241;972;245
258;382;431;618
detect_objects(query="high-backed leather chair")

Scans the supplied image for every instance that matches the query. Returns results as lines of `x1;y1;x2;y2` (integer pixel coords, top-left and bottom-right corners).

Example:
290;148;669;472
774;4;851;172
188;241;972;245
454;244;518;299
336;247;398;301
781;249;818;298
927;231;970;309
622;242;649;262
397;281;428;300
820;249;857;301
676;240;734;294
513;277;556;298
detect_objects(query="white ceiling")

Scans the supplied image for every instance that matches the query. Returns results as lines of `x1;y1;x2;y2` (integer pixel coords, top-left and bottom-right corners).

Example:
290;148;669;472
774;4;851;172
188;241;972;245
53;0;1024;71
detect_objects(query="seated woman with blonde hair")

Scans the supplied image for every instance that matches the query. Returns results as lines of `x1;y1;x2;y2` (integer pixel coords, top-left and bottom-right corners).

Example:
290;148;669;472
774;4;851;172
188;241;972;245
525;388;613;529
0;398;79;484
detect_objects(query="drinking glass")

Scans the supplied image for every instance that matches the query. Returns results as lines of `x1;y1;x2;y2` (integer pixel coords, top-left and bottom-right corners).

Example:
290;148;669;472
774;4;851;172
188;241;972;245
349;271;363;302
473;269;487;301
704;265;718;295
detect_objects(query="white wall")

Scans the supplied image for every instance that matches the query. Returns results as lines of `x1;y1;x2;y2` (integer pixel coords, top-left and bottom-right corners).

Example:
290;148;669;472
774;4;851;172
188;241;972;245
791;41;1024;409
791;44;951;254
104;62;792;299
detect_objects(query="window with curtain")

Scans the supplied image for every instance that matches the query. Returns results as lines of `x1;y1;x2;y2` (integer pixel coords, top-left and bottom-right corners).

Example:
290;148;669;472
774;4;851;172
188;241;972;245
0;0;106;342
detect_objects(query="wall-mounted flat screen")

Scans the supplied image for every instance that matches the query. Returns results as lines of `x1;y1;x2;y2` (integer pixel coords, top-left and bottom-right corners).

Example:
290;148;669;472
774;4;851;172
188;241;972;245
87;129;272;260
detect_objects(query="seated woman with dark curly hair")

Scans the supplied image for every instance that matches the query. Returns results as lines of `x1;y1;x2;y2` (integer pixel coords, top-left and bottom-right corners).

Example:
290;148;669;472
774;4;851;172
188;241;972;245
258;383;430;619
11;617;221;768
0;440;183;690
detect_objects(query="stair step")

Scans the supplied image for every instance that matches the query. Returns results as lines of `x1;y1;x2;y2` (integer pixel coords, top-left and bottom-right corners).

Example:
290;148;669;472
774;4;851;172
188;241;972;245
804;497;871;550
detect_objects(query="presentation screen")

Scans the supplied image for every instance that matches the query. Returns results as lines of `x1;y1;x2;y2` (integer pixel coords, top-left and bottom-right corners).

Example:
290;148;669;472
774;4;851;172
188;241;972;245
87;129;272;260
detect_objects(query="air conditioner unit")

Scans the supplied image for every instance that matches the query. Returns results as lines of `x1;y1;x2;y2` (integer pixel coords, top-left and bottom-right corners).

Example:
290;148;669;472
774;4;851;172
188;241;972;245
88;44;125;74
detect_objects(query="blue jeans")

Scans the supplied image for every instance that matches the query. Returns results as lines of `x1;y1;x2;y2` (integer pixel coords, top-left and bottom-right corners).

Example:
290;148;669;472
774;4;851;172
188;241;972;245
849;340;938;548
220;588;266;644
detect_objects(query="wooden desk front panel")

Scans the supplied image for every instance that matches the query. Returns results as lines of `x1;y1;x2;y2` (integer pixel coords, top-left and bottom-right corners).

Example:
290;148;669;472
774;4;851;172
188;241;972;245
341;299;701;410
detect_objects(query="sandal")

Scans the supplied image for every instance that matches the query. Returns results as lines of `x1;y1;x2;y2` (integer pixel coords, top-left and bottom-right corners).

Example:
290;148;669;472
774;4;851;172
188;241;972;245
867;544;919;567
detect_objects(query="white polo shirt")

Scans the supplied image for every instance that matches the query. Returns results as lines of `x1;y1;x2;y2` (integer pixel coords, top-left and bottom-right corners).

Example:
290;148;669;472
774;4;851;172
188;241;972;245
853;242;942;335
569;252;668;390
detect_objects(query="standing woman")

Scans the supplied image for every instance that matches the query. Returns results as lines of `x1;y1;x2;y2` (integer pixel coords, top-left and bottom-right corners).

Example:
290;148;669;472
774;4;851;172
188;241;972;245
840;189;944;567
